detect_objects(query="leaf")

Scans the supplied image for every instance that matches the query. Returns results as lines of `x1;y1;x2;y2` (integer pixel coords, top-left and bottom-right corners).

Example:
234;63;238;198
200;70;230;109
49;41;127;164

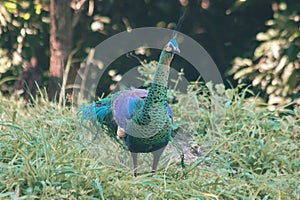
4;1;17;14
22;13;31;20
256;32;270;41
274;56;288;74
145;192;153;200
252;74;265;86
94;179;104;200
233;67;254;80
281;63;294;84
0;76;18;86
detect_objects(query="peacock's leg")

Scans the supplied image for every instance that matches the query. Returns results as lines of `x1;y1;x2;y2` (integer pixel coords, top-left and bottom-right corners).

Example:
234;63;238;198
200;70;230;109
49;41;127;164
131;152;138;176
151;147;165;174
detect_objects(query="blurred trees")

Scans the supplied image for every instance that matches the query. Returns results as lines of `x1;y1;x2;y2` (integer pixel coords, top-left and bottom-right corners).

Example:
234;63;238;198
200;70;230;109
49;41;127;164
229;0;300;109
0;0;298;107
0;0;48;97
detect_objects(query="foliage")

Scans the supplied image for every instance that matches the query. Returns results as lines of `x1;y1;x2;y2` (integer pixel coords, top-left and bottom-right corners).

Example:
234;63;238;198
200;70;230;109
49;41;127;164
0;82;299;199
0;0;49;95
0;1;299;197
1;0;276;96
229;0;300;109
0;0;48;72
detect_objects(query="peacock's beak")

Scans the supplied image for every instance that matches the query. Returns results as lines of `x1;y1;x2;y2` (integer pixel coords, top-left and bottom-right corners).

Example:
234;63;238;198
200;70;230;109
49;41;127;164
173;46;180;54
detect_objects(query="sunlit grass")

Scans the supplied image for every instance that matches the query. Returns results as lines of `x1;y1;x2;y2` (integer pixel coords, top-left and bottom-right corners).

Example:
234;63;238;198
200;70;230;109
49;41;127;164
0;83;299;199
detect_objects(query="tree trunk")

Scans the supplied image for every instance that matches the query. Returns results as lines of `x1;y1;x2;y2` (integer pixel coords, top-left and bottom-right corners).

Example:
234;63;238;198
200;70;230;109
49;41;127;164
48;0;73;99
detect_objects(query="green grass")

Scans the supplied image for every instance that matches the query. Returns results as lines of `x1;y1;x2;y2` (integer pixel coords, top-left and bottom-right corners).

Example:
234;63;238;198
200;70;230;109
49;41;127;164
0;83;299;199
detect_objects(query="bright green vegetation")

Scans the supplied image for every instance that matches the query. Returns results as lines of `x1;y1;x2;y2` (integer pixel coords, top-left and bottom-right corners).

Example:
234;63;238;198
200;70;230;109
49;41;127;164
0;83;299;199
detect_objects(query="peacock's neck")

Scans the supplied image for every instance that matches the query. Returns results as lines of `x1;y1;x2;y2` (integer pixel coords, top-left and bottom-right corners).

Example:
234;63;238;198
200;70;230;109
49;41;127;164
152;52;173;89
141;51;174;115
128;50;175;139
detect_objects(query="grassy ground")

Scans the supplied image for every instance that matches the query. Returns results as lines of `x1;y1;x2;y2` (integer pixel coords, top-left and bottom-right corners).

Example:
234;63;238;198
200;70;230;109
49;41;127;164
0;84;299;199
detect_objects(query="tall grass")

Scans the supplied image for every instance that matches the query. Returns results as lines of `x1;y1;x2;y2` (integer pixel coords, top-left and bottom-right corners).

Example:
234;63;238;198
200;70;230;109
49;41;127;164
0;82;299;199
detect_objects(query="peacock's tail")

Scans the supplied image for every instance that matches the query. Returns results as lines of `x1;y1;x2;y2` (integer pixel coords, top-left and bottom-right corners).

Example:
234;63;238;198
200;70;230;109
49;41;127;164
79;94;122;145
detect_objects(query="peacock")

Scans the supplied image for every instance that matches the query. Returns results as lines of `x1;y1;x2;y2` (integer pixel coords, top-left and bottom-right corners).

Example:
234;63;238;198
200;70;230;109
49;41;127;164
80;34;180;176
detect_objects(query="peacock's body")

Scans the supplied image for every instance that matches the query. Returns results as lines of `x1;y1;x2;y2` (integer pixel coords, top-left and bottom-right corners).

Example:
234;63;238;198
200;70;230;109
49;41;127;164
81;37;180;176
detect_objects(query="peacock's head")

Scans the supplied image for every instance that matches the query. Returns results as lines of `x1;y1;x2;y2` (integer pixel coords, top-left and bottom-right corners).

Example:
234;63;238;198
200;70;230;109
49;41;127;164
164;38;180;54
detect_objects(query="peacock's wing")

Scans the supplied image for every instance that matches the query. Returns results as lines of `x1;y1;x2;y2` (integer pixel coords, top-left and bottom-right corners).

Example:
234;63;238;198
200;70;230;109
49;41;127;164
113;89;148;129
113;88;173;129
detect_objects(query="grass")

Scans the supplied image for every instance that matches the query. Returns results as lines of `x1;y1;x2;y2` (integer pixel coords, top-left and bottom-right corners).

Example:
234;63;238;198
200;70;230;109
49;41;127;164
0;83;299;199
